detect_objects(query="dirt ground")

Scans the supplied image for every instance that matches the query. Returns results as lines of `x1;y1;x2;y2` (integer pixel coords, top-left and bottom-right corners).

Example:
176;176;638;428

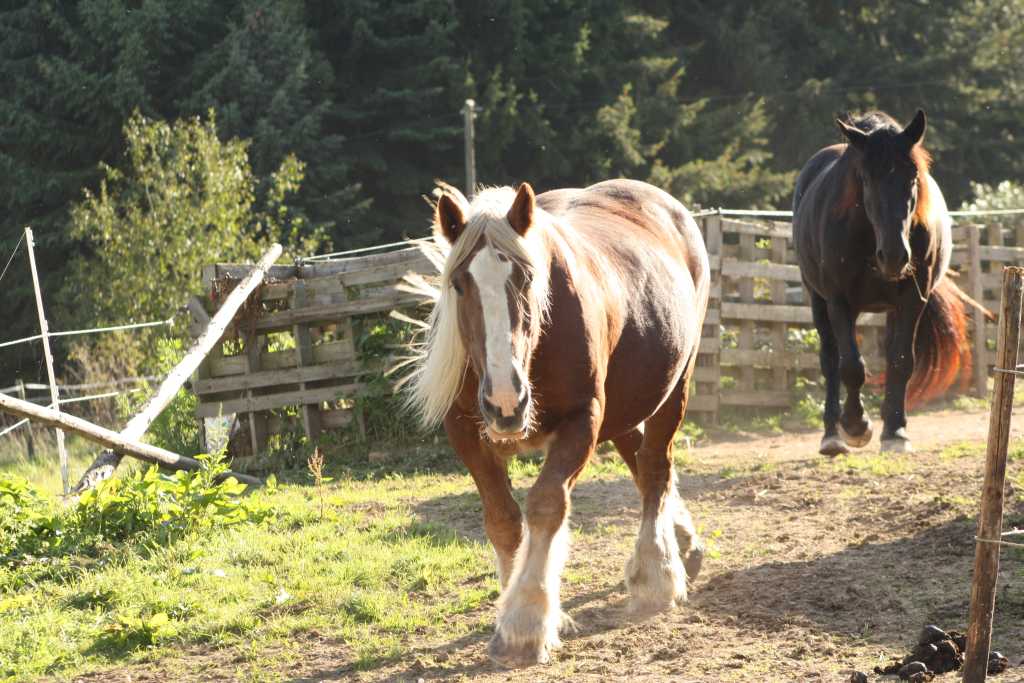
72;406;1024;682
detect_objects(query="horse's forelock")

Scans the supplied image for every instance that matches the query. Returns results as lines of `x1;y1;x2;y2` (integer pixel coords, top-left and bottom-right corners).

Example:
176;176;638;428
409;186;552;428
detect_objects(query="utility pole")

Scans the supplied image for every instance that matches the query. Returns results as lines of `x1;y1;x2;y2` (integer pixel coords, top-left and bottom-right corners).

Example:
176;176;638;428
25;227;69;494
462;98;478;200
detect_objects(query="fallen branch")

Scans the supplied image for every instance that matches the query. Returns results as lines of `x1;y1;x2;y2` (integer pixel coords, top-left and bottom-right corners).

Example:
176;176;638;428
0;392;262;488
72;243;283;493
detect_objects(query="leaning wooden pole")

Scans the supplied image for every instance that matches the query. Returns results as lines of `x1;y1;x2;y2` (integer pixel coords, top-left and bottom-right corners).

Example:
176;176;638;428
72;243;283;493
0;393;262;487
963;266;1024;683
25;227;70;493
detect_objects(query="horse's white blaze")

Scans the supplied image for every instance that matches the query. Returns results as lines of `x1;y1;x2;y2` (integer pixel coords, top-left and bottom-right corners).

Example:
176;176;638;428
469;245;521;418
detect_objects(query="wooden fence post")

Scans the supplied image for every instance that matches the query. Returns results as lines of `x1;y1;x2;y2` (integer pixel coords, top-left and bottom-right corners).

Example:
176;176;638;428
962;266;1024;683
704;213;723;423
291;280;322;441
967;224;988;396
24;227;69;494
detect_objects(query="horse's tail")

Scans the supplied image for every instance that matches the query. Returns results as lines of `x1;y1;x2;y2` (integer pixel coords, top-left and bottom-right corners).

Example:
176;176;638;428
906;276;976;408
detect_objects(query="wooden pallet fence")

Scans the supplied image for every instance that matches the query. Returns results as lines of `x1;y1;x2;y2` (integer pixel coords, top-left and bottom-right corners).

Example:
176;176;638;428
190;213;1022;457
190;246;436;467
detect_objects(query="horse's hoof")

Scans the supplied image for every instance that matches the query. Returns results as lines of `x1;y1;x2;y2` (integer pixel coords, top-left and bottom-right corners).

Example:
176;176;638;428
488;632;552;668
819;434;850;456
880;430;912;453
684;544;704;582
838;417;873;448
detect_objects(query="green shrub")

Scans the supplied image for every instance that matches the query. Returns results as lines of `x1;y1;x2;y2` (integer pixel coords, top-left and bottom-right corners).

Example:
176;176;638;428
2;453;272;561
72;453;267;546
0;476;59;557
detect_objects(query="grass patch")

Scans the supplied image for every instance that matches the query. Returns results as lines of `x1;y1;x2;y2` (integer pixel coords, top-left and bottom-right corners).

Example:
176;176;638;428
0;444;496;681
828;453;912;477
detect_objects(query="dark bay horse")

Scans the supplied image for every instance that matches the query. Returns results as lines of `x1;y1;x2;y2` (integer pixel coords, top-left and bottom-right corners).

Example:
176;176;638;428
793;109;978;455
405;179;709;666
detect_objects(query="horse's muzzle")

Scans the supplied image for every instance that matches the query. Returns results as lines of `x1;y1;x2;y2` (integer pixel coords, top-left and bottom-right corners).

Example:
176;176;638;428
480;387;531;441
875;247;911;281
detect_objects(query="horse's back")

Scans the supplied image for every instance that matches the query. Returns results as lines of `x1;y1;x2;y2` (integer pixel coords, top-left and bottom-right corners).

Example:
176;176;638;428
538;179;709;303
793;144;845;215
535;179;709;439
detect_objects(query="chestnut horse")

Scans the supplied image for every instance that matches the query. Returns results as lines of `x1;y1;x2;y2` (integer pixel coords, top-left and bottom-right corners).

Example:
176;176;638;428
406;179;709;666
793;109;979;455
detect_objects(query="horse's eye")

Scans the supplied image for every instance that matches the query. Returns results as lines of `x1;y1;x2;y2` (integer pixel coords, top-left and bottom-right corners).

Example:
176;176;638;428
496;253;509;263
452;281;463;296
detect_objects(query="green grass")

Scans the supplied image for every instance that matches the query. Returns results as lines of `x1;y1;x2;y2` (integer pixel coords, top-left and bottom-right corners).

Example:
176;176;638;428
0;443;498;681
1;424;707;682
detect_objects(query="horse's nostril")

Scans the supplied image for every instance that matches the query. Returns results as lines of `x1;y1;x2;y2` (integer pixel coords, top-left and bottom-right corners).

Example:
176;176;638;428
876;249;885;263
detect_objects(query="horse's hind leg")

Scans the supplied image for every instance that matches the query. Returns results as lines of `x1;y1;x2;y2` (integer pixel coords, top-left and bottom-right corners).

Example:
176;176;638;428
826;297;873;448
625;376;693;614
811;292;847;455
614;427;703;581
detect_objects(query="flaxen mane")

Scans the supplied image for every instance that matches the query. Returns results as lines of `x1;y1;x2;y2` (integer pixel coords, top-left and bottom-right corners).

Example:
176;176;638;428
404;186;552;428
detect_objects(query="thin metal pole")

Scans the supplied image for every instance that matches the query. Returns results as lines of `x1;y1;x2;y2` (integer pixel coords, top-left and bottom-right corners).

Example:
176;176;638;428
963;266;1024;683
24;227;68;494
463;98;477;200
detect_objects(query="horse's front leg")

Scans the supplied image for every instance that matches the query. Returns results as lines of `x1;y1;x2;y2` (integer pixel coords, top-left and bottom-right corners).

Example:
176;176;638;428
827;298;873;447
444;411;523;590
880;296;927;453
810;292;847;455
488;403;599;667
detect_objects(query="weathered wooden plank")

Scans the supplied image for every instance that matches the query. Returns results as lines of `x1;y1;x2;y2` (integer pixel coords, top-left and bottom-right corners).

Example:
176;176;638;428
687;394;716;413
721;349;820;369
209;339;356;377
196;383;364;418
194;357;371;395
979;245;1024;262
213;245;428;281
722;258;802;281
258;256;436;302
720;218;792;239
967;225;988;396
252;290;428;332
720;391;791;408
721;303;886;326
292;281;322;440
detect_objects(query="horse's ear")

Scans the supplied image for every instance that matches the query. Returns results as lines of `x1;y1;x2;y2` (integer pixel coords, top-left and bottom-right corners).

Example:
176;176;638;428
507;182;535;236
902;109;926;147
435;194;466;244
836;118;868;149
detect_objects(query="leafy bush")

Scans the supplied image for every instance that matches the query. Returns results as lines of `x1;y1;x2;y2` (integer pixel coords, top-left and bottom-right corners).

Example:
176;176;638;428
1;453;272;561
0;476;58;557
72;453;267;546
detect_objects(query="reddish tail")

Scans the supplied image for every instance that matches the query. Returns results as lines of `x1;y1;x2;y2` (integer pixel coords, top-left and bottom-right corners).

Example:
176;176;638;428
905;276;972;408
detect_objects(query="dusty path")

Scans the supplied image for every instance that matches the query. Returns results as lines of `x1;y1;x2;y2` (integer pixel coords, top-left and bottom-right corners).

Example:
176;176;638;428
73;406;1024;682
